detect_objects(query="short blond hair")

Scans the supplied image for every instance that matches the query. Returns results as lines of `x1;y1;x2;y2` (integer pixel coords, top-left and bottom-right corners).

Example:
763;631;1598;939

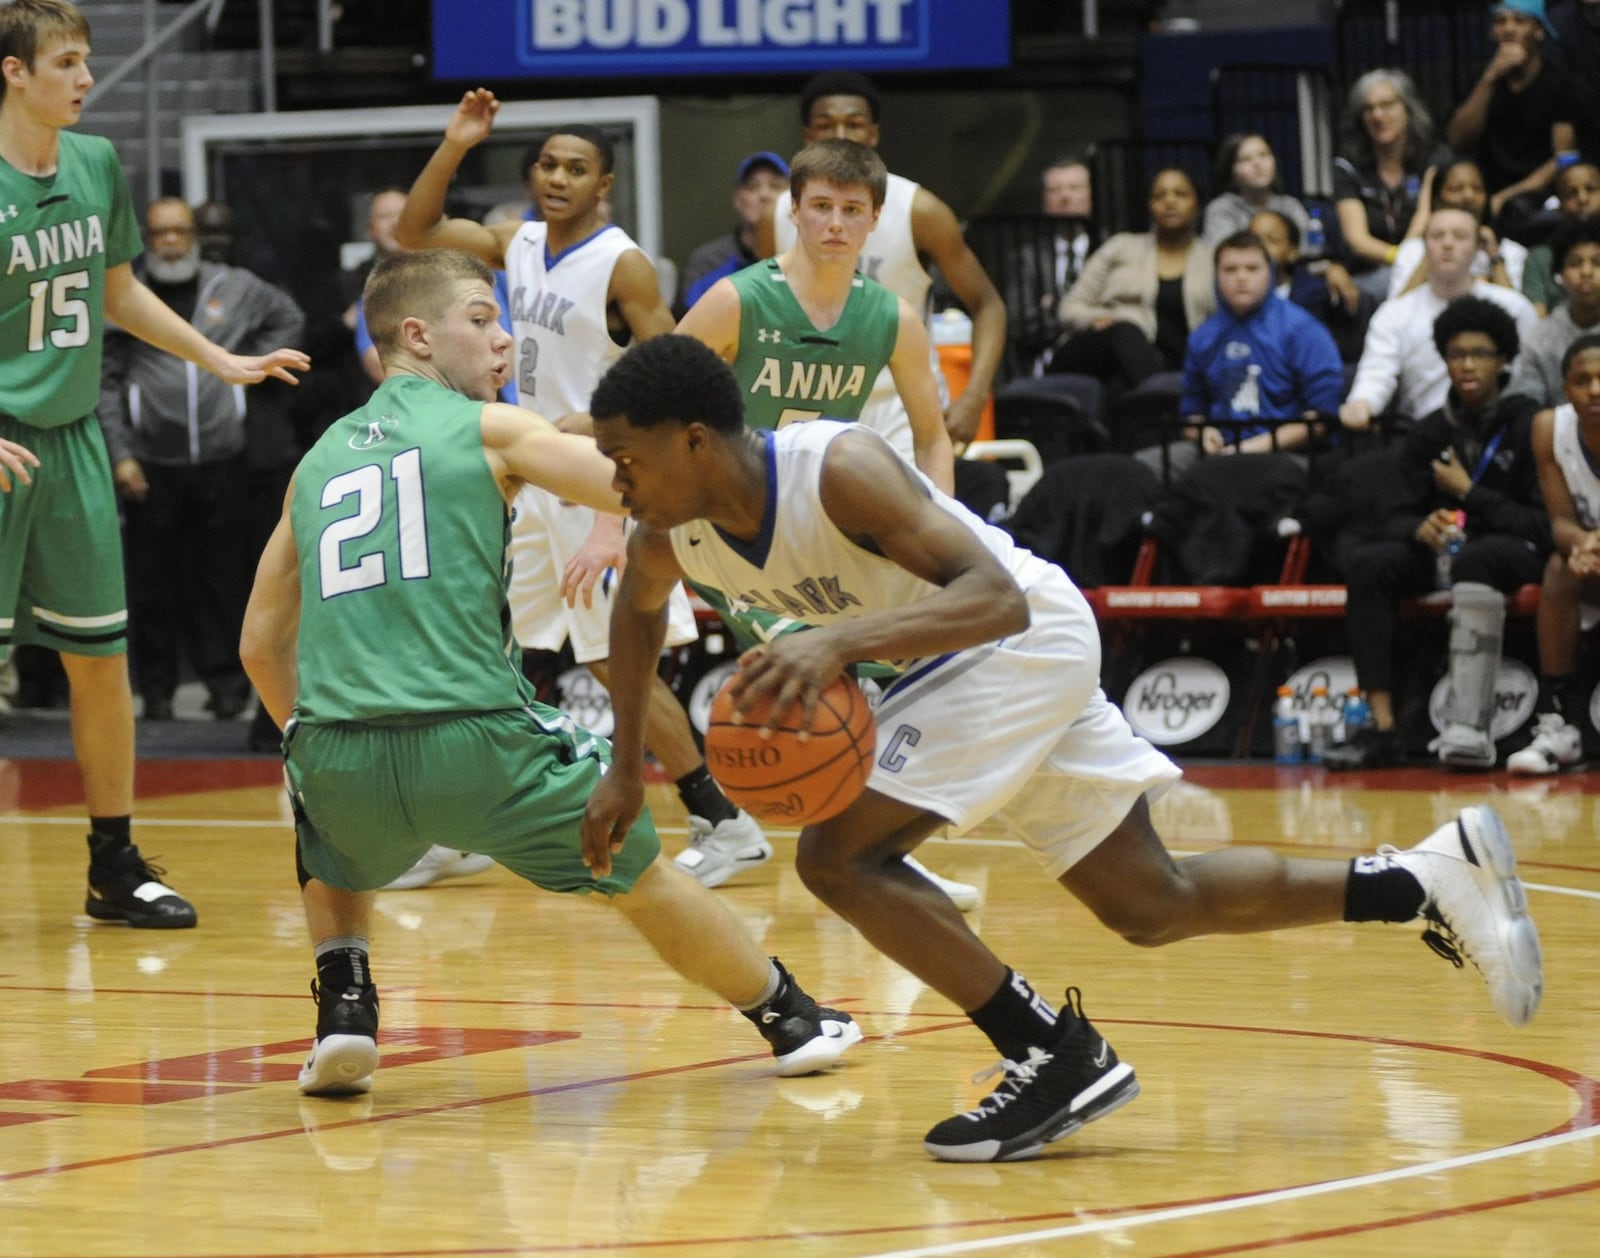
363;249;494;361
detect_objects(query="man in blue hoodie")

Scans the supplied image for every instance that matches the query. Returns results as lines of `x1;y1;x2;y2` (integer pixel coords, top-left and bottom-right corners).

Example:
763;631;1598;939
1178;229;1345;460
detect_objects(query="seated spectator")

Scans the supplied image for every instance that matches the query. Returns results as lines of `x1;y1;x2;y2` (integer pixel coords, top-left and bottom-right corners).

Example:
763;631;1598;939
676;151;789;316
1509;217;1600;406
1251;209;1375;362
1547;0;1600;162
1326;297;1551;769
1507;332;1600;773
1445;1;1576;242
1203;133;1312;244
1335;68;1448;301
1009;155;1099;374
1047;168;1214;399
1521;158;1600;313
1390;159;1528;296
1341;207;1539;431
1149;230;1343;479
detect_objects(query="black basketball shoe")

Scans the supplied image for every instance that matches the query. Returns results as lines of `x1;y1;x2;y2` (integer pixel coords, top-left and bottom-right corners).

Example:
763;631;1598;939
923;987;1139;1162
85;843;198;928
744;958;863;1076
299;979;380;1096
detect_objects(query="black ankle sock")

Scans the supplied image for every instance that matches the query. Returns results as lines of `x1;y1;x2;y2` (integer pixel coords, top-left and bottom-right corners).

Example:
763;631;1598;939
676;765;738;826
968;969;1060;1061
1343;855;1426;923
314;939;371;993
87;816;132;861
1539;674;1578;720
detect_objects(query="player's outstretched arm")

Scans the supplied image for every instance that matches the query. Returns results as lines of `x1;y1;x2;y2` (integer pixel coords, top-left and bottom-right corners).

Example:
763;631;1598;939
886;303;956;490
580;527;685;874
394;88;514;265
104;265;310;385
480;403;623;514
673;276;743;363
240;486;303;729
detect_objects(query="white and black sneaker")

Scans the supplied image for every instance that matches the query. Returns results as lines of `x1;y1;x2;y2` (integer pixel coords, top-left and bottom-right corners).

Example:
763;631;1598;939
746;958;862;1076
379;845;494;890
674;812;772;888
1384;804;1543;1027
923;987;1139;1163
85;844;197;929
1507;713;1583;776
299;979;380;1096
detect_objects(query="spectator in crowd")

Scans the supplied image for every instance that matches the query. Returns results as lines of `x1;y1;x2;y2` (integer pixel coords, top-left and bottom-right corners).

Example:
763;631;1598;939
350;188;407;384
1507;332;1600;774
1335;68;1447;301
1203;133;1311;244
193;199;235;264
1547;0;1600;162
1168;230;1343;469
1251;209;1376;362
97;198;305;723
1446;0;1576;241
1390;159;1527;297
1521;158;1600;313
1509;217;1600;405
675;150;788;316
1341;207;1538;431
1327;298;1550;770
1007;155;1099;374
1048;168;1214;400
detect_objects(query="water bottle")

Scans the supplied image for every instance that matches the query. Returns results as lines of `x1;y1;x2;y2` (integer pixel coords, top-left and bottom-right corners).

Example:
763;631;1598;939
1435;509;1466;590
1342;687;1371;743
1273;685;1302;764
1305;207;1326;259
1306;686;1332;763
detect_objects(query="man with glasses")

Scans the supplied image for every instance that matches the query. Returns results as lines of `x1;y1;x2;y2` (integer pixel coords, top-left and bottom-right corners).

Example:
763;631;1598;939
97;197;305;724
1327;296;1551;770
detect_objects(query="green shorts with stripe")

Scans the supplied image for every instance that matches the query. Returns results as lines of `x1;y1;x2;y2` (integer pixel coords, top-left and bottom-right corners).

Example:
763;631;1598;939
284;704;661;894
0;414;127;660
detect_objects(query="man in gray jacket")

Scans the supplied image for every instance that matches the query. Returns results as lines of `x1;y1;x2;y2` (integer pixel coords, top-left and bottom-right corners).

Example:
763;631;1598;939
98;198;304;721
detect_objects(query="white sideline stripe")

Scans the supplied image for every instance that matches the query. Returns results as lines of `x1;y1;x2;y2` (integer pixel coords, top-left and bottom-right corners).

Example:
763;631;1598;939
863;1125;1600;1258
29;606;126;628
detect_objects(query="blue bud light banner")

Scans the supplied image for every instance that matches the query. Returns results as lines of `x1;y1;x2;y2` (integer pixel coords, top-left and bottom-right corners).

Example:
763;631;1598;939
431;0;1010;80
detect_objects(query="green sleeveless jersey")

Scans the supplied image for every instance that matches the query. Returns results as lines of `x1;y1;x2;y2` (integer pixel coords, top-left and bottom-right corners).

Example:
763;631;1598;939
291;375;536;722
0;132;141;428
729;259;899;430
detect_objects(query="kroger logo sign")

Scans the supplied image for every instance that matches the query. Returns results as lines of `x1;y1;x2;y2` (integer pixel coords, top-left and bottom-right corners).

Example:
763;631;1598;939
1123;658;1230;745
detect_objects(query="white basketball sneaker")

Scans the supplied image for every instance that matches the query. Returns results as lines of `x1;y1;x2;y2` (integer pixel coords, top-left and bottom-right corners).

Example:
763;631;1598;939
379;846;494;891
1507;713;1583;776
1382;805;1542;1027
904;854;982;912
674;812;773;888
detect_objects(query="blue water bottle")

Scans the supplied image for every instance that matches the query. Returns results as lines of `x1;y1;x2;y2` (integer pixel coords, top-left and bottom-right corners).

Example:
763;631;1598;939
1273;686;1302;764
1342;687;1371;741
1305;207;1326;259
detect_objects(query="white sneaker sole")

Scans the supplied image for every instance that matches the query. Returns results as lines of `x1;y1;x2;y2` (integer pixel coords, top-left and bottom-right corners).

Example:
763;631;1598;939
1450;806;1543;1027
381;850;494;891
298;1034;379;1095
773;1017;864;1077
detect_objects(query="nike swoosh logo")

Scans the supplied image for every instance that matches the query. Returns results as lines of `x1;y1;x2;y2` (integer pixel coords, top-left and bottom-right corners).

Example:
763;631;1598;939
689;537;702;546
1093;1040;1109;1069
761;1010;781;1024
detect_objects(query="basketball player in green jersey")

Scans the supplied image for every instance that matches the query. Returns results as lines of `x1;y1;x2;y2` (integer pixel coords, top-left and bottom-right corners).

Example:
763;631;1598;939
677;138;954;494
0;0;308;928
240;249;859;1096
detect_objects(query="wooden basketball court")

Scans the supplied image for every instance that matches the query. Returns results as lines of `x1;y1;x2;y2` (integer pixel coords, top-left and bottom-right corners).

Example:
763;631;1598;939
2;755;1596;1256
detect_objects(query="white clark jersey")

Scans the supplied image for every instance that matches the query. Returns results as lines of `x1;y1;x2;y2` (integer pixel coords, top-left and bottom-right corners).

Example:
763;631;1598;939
774;171;941;461
1551;402;1600;530
503;220;639;416
668;421;1051;672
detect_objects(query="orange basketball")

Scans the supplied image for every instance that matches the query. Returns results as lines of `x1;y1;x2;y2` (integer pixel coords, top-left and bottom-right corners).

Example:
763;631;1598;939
704;673;877;826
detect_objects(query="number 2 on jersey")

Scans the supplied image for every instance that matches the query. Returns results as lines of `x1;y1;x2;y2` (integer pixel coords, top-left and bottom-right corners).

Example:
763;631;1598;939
317;447;431;598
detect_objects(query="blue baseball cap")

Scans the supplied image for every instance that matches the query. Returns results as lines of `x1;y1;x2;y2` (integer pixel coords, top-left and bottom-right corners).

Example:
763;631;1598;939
1495;0;1557;39
737;151;789;185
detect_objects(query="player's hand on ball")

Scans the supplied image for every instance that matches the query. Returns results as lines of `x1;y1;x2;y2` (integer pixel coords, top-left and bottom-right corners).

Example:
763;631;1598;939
731;634;848;738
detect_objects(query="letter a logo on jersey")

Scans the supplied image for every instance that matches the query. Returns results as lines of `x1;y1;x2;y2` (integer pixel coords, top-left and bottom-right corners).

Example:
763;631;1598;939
349;415;400;450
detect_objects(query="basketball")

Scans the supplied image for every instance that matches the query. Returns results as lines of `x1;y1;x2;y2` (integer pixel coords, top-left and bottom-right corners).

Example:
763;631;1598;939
704;672;877;826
